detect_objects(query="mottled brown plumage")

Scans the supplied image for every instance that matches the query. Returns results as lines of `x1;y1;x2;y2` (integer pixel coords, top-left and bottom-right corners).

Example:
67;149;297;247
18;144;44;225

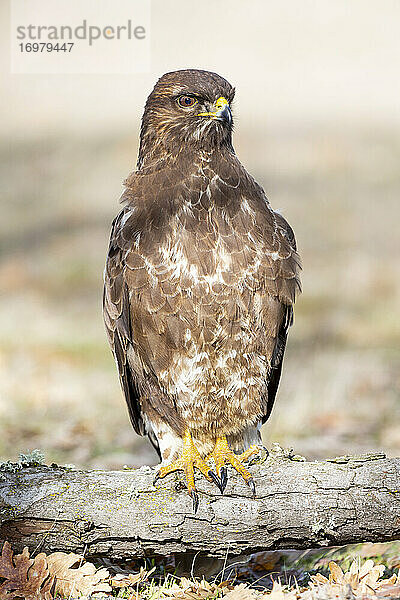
103;69;301;502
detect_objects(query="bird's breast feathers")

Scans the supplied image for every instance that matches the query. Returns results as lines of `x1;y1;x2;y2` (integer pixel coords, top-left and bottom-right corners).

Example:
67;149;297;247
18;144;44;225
111;171;300;435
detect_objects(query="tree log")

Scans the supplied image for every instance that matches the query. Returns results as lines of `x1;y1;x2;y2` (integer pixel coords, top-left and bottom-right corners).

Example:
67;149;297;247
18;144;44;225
0;449;399;561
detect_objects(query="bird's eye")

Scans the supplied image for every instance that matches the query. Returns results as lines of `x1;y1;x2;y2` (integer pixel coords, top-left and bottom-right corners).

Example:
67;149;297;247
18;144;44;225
177;95;198;108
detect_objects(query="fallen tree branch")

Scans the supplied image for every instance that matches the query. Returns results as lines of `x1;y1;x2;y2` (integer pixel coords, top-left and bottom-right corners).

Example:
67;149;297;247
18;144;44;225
0;449;399;560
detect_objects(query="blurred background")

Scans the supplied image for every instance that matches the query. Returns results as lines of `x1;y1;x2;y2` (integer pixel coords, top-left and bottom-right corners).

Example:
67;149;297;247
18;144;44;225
1;0;399;469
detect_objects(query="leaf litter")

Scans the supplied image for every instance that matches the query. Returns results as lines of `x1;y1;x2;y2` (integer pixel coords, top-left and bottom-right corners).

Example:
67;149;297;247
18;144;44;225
1;541;400;599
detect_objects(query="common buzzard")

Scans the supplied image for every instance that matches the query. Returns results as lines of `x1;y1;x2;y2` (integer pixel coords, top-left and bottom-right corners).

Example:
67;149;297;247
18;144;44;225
103;69;301;510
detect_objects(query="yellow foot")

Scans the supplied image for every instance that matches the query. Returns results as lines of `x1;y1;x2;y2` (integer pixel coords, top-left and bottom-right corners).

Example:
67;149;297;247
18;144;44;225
209;436;260;495
154;430;220;512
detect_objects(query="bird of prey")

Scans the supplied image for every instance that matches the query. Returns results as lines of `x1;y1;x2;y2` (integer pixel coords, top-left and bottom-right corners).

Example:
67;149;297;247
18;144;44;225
103;69;301;510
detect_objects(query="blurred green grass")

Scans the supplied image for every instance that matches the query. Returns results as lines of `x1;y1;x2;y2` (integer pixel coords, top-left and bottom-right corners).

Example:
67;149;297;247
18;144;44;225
0;126;399;468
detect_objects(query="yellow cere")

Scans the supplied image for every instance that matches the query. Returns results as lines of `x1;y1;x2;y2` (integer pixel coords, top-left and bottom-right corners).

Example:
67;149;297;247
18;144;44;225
215;96;229;109
197;96;229;118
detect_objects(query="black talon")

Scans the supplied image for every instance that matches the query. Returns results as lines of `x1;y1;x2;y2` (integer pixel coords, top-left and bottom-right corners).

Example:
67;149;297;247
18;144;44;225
220;466;228;493
153;472;160;485
208;470;223;491
247;477;256;498
189;490;199;513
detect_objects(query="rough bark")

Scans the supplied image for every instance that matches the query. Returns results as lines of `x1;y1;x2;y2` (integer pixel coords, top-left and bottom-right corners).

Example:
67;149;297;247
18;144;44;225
0;449;398;561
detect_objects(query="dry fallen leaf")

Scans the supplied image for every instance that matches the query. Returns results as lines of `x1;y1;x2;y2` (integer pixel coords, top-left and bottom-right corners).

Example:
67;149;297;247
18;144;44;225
264;581;298;599
328;560;345;585
309;559;400;599
251;551;283;573
111;565;154;589
223;583;257;599
46;551;111;599
111;571;143;587
0;541;54;600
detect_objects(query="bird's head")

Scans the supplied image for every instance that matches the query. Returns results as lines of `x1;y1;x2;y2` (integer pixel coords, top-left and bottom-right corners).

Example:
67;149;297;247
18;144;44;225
138;69;235;167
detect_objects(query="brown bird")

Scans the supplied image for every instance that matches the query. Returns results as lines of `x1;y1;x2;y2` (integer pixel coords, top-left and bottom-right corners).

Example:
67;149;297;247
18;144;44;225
103;69;301;510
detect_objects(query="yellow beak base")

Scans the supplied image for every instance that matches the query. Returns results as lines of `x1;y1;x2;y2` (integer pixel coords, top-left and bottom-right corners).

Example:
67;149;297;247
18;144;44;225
197;96;230;118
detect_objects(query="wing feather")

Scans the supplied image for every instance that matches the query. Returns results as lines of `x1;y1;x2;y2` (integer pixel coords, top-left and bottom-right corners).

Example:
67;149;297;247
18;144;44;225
259;209;300;422
103;213;148;441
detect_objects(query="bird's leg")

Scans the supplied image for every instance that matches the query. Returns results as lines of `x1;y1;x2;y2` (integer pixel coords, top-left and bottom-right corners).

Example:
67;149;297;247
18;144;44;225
209;436;259;495
154;430;220;512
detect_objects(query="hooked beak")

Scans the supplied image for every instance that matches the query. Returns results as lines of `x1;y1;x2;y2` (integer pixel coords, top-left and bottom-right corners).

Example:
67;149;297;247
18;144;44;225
198;96;232;126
